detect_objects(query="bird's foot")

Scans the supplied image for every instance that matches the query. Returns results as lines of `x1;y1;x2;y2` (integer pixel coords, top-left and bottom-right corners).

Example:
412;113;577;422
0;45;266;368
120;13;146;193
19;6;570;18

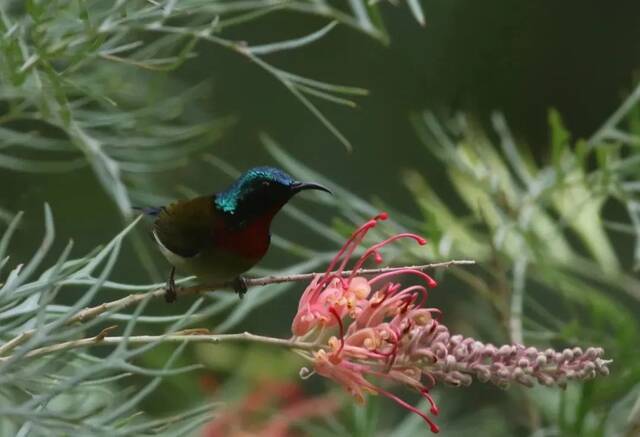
165;267;177;303
232;276;248;299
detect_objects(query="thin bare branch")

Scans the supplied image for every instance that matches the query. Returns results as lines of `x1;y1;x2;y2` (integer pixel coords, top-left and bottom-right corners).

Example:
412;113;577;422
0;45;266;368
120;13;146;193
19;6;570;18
0;260;474;356
0;332;315;363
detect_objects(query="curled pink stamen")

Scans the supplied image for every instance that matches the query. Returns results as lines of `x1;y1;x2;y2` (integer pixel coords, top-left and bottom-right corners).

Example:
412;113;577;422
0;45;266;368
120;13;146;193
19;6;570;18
375;386;440;433
376;328;399;358
369;268;437;289
426;308;442;322
368;283;396;308
349;233;427;278
428;320;439;334
421;370;437;389
421;389;439;415
321;218;377;278
401;285;429;307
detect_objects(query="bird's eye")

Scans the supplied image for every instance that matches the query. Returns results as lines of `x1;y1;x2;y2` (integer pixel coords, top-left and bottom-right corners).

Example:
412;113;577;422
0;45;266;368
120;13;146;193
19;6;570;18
262;181;271;188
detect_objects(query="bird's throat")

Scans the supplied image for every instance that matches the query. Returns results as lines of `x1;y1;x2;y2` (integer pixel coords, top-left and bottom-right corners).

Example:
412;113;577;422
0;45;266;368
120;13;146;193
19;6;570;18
216;208;278;260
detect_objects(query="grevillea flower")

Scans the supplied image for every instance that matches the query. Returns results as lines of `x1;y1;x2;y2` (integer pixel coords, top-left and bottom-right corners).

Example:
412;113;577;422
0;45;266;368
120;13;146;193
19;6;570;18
291;213;611;434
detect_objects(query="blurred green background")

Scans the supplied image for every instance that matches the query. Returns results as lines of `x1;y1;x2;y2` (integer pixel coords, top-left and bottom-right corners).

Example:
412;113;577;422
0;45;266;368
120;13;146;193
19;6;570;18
2;1;640;436
5;1;640;254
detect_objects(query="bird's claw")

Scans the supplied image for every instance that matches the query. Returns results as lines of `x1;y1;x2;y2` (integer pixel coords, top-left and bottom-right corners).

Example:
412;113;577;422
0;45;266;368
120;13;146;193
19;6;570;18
165;267;177;303
232;276;248;298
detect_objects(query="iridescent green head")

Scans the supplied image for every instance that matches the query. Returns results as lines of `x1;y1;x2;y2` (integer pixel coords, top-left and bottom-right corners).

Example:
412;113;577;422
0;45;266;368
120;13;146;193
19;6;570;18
215;166;331;221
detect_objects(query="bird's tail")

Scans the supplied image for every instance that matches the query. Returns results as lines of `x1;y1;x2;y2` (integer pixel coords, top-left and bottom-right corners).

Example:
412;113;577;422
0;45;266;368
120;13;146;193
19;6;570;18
132;206;163;217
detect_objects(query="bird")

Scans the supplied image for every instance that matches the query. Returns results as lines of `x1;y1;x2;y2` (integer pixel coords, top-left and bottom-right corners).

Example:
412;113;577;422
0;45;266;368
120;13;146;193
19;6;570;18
137;166;331;302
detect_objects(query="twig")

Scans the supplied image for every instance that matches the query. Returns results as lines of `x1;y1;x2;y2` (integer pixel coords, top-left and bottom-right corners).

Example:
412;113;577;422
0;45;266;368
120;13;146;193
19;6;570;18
0;332;315;363
245;260;475;286
0;260;474;357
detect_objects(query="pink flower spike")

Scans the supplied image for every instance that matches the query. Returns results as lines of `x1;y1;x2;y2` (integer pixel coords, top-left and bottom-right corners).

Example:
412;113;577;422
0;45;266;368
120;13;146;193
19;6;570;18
292;213;609;435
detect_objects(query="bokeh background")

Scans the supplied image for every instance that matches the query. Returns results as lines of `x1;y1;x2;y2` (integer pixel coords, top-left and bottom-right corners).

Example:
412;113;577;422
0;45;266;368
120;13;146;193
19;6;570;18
2;1;640;436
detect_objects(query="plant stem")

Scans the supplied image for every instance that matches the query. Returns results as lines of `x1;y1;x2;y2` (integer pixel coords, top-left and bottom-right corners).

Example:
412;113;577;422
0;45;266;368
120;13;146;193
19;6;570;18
0;331;316;363
0;260;474;357
245;260;475;286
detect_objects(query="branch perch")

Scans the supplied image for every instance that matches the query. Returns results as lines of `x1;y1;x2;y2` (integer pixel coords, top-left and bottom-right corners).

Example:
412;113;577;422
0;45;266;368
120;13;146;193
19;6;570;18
0;260;474;357
0;332;316;363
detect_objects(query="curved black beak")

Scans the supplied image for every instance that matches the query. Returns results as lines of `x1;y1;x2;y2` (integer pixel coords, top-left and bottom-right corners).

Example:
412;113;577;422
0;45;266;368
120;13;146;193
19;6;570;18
291;181;332;195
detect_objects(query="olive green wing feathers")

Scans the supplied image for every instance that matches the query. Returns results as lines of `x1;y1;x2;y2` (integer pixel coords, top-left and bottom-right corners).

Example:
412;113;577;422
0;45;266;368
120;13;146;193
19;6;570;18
152;196;217;258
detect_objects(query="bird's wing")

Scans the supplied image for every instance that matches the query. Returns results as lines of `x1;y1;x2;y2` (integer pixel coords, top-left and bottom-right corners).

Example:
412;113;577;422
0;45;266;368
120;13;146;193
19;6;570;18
152;196;218;258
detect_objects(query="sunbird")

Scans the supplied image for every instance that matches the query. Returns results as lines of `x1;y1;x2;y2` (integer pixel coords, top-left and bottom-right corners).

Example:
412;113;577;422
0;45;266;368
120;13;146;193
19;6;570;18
138;167;331;302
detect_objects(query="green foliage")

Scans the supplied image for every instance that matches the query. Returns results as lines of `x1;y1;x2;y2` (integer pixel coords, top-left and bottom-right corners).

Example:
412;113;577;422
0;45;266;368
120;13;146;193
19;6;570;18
0;208;209;435
405;110;640;435
1;1;639;436
1;0;424;220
